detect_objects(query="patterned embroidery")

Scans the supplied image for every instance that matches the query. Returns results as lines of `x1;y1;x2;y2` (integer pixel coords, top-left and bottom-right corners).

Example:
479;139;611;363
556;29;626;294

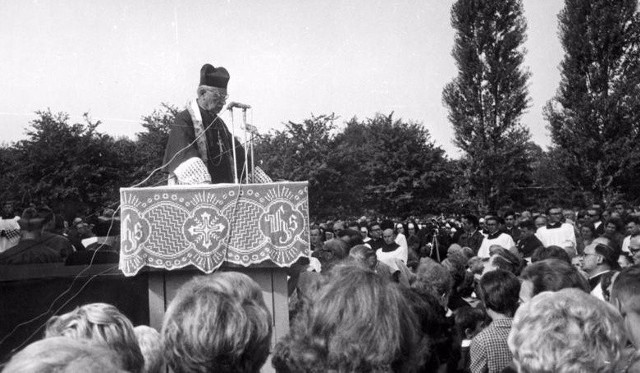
119;182;309;276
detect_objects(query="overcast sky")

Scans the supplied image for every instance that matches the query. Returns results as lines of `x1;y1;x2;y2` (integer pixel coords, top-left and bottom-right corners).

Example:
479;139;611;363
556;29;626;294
0;0;564;157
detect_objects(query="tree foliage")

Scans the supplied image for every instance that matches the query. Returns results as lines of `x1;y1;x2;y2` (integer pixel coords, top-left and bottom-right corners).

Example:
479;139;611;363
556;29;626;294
0;104;177;211
256;113;452;218
442;0;532;212
8;110;131;208
545;0;640;202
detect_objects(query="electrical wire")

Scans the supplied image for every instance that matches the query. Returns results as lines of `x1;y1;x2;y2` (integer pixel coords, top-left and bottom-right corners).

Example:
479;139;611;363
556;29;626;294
1;105;257;350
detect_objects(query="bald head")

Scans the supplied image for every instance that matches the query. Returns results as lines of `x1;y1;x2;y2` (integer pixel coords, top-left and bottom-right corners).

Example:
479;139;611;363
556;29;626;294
382;229;395;245
629;236;640;264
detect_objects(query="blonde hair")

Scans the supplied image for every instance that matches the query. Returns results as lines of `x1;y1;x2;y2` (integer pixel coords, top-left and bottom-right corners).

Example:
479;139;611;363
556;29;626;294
134;325;163;373
161;272;272;373
45;302;144;373
3;336;127;373
509;288;625;372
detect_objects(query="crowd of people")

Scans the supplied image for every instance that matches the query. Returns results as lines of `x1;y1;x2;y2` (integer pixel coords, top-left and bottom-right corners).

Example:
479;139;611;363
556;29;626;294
0;201;121;265
2;200;640;372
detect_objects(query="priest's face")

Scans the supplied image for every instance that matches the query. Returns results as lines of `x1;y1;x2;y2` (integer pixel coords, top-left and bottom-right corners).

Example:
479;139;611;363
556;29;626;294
485;219;499;234
199;87;228;114
548;208;563;224
383;229;395;245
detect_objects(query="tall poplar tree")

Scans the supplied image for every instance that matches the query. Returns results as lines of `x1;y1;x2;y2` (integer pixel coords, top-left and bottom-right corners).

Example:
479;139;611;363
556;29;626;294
443;0;532;211
545;0;640;202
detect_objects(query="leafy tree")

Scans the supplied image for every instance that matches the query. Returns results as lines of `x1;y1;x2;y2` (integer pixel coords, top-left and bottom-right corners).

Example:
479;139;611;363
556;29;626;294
255;114;338;217
256;113;452;218
545;0;640;202
334;114;451;217
11;110;127;208
442;0;532;212
0;146;21;205
126;103;177;188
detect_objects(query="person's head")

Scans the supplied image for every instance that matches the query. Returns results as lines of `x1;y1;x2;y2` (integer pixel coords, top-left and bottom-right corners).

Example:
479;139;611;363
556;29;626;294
604;217;623;236
625;215;640;236
395;223;405;235
562;209;576;223
467;256;484;275
531;245;571;264
547;206;563;224
615;201;628;216
309;227;321;246
517;219;536;238
2;336;128;373
454;306;487;341
629;235;640;264
509;288;625;373
483;247;522;276
382;228;395;245
196;64;229;115
407;222;417;236
587;208;601;223
519;259;590;304
1;200;14;218
45;303;144;373
337;229;362;247
349;244;377;270
447;243;464;258
369;223;382;239
273;263;425;372
413;257;454;309
324;229;334;241
611;265;640;349
359;226;369;239
17;207;46;234
580;222;596;241
477;269;520;317
582;237;619;274
618;252;634;269
534;215;547;229
162;272;272;373
462;214;479;233
134;326;163;373
503;210;516;228
484;216;499;234
188;271;266;308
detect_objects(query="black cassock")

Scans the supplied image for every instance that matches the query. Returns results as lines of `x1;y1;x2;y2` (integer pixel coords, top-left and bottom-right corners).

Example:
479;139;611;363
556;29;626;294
163;105;248;184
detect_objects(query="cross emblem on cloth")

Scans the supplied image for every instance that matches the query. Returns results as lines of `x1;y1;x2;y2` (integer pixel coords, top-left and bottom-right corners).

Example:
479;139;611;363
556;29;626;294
188;212;225;249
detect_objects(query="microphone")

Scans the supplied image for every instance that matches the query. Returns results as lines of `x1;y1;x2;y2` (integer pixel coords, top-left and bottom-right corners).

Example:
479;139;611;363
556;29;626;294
245;123;259;135
226;101;251;110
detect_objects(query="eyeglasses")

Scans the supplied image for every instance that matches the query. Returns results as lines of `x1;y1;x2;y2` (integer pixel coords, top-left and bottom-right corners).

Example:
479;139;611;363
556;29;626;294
212;92;229;101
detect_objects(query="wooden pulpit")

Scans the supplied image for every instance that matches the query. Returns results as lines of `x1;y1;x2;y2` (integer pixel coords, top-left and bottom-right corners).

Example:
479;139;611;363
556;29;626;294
119;182;309;371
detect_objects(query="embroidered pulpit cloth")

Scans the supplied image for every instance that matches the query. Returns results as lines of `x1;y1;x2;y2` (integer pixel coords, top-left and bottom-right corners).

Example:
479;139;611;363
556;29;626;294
119;182;309;276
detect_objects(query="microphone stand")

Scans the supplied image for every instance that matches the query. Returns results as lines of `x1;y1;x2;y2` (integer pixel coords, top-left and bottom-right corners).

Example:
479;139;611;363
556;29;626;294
227;102;252;184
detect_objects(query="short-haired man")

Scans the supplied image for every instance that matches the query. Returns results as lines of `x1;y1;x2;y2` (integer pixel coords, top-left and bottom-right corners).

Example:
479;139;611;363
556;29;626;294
368;223;383;250
515;219;543;260
503;211;520;242
309;227;323;253
611;265;640;351
627;236;640;265
457;214;484;255
477;216;515;259
535;206;577;257
534;215;547;230
587;207;605;236
582;237;618;301
375;228;407;272
470;269;520;373
621;216;640;253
